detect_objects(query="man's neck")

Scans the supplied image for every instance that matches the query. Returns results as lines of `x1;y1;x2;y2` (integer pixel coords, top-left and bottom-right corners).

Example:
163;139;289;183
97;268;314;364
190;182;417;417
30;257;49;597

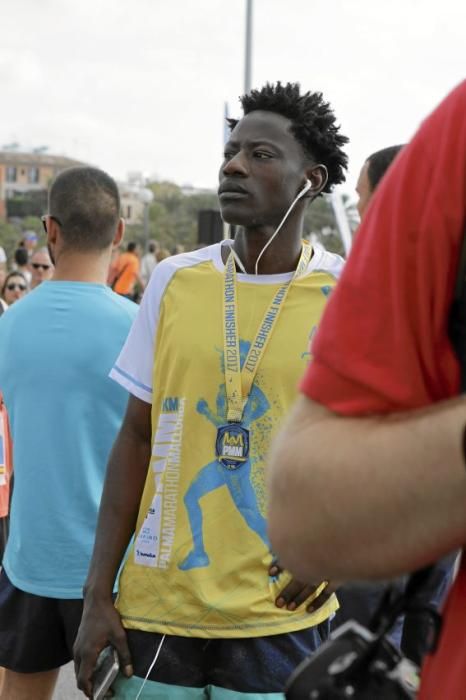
52;250;112;284
229;226;304;274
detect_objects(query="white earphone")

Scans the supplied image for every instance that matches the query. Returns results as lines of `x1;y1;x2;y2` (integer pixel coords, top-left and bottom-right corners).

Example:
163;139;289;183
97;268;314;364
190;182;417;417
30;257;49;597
297;178;313;198
229;171;327;275
253;178;314;274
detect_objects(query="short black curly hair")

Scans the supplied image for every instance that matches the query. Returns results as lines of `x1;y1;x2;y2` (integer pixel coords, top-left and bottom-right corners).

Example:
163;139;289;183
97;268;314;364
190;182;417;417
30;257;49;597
367;145;404;192
228;82;348;193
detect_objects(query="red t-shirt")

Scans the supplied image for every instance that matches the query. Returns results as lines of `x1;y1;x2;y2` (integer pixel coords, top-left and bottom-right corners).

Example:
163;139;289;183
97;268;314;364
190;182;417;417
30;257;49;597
301;81;466;699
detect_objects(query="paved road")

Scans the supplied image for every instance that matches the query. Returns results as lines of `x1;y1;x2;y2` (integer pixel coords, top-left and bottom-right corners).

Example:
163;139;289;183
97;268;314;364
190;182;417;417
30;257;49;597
53;662;82;699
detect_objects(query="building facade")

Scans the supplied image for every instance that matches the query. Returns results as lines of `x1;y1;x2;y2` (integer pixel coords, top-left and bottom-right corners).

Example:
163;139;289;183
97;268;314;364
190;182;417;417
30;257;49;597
0;151;85;219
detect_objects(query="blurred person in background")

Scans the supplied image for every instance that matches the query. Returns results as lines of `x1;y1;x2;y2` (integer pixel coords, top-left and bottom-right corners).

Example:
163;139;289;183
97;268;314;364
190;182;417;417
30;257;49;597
13;248;32;286
0;166;138;700
107;245;121;286
140;240;158;287
1;272;28;308
355;145;404;218
156;247;170;262
171;243;185;256
0;247;6;291
110;241;144;300
19;230;38;258
30;247;54;289
0;391;12;557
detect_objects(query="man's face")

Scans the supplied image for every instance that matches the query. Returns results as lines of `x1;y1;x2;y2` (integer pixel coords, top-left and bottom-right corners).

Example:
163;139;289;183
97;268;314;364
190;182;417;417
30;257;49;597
218;110;308;227
31;250;54;287
355;161;372;220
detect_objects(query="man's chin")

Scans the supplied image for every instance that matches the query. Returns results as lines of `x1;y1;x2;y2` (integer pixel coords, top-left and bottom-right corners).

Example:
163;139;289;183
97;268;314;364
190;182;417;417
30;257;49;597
219;206;251;227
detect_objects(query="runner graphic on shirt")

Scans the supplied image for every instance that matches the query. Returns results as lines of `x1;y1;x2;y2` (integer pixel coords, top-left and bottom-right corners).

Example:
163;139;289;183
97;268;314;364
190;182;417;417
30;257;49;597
179;340;270;571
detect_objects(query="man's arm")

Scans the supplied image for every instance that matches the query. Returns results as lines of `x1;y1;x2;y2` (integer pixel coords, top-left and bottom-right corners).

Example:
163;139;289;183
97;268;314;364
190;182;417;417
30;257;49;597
74;394;151;698
267;395;466;583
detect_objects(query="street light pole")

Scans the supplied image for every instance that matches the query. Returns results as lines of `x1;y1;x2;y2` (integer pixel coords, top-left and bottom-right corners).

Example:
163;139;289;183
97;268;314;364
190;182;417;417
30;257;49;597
139;187;154;250
244;0;253;93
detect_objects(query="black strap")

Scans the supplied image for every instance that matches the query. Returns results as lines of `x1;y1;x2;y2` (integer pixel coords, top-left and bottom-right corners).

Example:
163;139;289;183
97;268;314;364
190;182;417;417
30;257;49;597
110;262;129;291
449;215;466;391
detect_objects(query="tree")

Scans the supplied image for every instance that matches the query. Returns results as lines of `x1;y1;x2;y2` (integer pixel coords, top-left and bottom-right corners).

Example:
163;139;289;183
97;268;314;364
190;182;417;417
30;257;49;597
304;194;357;257
125;181;219;252
0;216;45;264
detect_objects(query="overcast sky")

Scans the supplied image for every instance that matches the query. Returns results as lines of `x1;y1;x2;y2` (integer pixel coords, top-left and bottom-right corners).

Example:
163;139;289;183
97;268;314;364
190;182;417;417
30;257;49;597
2;0;465;198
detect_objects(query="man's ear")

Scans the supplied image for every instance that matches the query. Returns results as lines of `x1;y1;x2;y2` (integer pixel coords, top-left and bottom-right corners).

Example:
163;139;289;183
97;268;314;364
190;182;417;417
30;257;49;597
305;164;329;197
113;218;125;248
46;216;60;247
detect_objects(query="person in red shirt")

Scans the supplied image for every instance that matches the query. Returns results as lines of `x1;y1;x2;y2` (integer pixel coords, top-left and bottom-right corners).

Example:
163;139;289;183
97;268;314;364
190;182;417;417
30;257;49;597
0;392;12;555
267;80;466;698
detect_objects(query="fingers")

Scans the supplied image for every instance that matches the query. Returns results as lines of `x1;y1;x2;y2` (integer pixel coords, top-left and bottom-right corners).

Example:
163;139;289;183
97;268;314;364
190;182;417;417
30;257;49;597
274;576;338;613
270;559;337;614
111;627;133;678
74;606;133;697
268;556;283;578
306;581;339;613
74;642;98;698
276;579;319;611
74;636;104;698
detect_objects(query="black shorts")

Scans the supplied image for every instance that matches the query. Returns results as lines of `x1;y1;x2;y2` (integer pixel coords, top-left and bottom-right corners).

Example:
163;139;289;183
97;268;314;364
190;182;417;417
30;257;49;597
120;621;330;694
0;569;83;673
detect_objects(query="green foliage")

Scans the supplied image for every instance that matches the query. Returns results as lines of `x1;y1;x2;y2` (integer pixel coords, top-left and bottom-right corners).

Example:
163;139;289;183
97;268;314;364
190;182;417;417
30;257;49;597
0;216;46;263
126;181;219;251
0;222;20;261
304;195;356;257
7;190;47;219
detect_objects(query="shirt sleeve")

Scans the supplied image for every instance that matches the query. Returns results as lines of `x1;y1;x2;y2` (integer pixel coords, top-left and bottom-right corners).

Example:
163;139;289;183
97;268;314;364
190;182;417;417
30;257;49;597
110;260;171;403
301;81;466;414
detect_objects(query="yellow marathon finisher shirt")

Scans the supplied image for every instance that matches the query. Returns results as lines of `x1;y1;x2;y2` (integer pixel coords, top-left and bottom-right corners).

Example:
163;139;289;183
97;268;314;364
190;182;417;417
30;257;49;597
110;241;343;639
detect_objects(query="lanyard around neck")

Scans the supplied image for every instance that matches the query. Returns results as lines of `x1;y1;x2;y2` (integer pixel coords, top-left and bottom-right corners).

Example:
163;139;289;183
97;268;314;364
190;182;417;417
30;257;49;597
222;242;313;423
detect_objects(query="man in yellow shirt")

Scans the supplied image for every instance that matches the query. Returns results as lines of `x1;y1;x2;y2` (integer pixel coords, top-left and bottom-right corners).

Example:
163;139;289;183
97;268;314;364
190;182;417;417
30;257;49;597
74;82;348;699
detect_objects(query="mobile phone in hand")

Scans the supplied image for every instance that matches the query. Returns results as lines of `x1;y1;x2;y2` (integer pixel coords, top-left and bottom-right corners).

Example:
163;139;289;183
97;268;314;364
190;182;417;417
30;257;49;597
93;646;119;700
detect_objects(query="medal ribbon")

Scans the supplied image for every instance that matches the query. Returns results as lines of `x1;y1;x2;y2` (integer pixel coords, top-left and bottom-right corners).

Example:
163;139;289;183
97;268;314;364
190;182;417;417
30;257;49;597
223;242;313;423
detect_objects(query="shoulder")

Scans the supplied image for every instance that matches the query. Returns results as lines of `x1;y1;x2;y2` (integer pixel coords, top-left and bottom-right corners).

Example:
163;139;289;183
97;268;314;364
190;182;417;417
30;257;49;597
158;244;220;272
104;289;139;320
309;243;345;280
0;289;41;343
147;245;220;296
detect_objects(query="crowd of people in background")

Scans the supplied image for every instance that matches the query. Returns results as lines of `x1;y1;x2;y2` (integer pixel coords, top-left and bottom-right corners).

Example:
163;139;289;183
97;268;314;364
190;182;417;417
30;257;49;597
0;234;186;314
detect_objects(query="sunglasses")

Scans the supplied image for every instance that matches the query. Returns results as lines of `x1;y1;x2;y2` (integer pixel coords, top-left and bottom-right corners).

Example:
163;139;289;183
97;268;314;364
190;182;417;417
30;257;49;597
32;263;51;271
41;215;63;234
6;283;27;291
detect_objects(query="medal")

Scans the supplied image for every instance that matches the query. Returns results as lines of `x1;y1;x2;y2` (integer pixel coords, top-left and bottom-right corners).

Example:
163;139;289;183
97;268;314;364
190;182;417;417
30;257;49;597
219;241;313;466
216;423;250;470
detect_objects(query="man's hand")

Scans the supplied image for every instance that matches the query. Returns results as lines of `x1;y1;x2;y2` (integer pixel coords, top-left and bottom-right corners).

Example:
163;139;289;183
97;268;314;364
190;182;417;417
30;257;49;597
269;561;338;613
74;596;133;698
